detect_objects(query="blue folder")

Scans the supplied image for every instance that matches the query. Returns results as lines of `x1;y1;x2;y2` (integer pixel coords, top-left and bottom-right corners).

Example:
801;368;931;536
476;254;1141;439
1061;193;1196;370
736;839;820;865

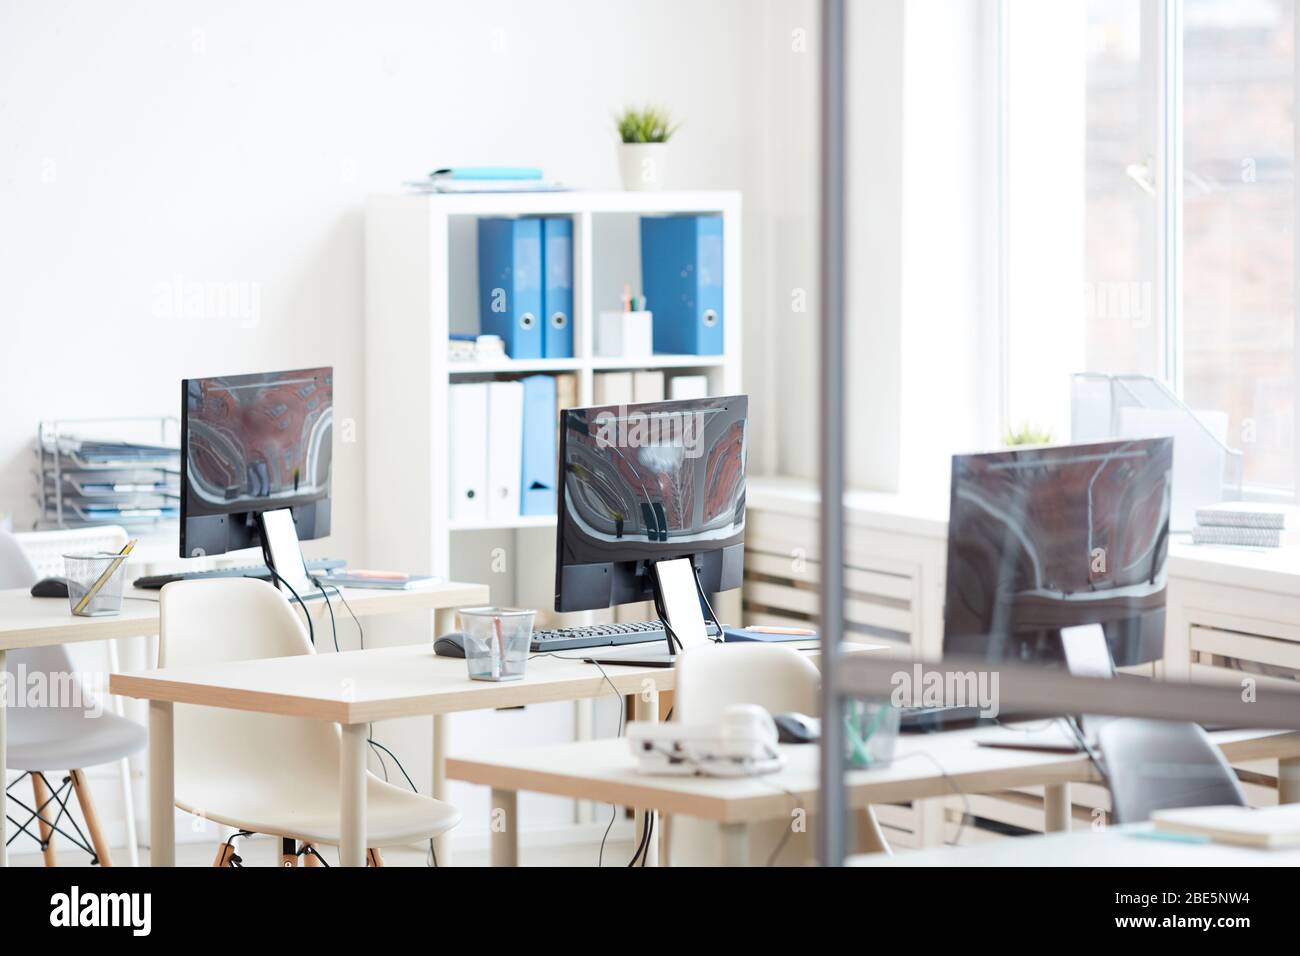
520;374;558;515
477;218;543;358
541;217;574;358
640;215;724;355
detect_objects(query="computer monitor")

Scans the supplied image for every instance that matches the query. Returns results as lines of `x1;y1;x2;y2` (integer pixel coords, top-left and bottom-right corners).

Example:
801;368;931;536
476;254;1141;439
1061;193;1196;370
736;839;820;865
942;437;1172;668
554;394;747;613
180;367;333;558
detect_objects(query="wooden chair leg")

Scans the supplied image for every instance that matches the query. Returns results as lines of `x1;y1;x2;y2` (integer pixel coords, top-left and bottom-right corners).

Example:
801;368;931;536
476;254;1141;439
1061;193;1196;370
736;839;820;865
280;837;298;867
212;843;236;867
853;806;892;856
302;843;320;867
366;847;384;867
68;770;112;867
31;774;58;867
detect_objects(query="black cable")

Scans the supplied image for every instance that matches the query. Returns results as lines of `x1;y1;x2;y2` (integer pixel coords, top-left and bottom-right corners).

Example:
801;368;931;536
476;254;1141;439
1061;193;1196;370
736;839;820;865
646;569;684;653
1063;715;1109;784
628;811;655;866
259;542;314;646
316;580;436;866
691;563;724;639
532;652;628;865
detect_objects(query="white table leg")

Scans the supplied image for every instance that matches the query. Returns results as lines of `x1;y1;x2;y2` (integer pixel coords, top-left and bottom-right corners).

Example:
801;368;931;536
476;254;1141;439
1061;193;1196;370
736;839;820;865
1;648;7;867
574;699;594;824
340;723;368;867
490;788;518;867
106;638;140;867
148;700;175;867
632;685;659;867
432;713;451;867
720;822;750;866
1044;783;1071;833
1279;756;1300;804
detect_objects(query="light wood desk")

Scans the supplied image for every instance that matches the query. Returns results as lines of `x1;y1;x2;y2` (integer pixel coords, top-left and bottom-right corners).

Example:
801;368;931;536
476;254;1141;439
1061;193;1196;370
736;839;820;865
849;822;1300;866
0;580;485;867
445;726;1300;866
110;643;676;867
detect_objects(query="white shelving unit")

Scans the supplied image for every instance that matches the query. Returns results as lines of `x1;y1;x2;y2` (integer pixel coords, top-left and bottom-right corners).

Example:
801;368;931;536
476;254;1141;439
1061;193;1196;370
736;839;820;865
364;189;743;592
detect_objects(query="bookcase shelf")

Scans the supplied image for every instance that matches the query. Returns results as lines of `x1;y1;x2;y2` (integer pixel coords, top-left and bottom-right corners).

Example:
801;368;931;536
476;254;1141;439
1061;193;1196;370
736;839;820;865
364;189;742;601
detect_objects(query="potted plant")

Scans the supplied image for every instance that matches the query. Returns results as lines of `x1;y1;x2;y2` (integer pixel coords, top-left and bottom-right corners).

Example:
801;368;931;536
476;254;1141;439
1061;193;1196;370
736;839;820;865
616;105;679;191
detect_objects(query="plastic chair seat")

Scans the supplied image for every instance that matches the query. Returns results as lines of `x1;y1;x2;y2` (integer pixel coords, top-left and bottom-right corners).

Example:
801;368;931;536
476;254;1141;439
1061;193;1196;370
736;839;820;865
5;706;147;772
178;773;462;848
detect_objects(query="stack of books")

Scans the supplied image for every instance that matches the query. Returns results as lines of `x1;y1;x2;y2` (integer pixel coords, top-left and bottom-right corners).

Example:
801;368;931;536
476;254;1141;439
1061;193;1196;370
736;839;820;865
1192;502;1299;548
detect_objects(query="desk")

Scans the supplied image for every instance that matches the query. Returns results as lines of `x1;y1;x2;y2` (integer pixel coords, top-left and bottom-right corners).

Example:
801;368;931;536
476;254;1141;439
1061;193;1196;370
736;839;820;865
848;823;1300;866
110;644;674;867
1;580;486;867
445;727;1300;866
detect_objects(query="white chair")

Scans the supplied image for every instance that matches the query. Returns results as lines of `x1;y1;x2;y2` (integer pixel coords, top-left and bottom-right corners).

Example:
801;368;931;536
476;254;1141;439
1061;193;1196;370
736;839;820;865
159;577;460;866
667;642;890;866
14;524;143;866
1;529;147;866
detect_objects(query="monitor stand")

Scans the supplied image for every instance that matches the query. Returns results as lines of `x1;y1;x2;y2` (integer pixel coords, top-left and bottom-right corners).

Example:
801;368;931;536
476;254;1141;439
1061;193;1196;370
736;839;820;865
584;557;719;668
257;508;318;600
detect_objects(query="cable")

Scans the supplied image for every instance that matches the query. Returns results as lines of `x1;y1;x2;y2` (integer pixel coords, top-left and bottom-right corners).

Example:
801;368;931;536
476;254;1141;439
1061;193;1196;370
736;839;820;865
532;651;627;865
315;579;436;866
259;540;314;646
1063;715;1109;784
691;563;724;639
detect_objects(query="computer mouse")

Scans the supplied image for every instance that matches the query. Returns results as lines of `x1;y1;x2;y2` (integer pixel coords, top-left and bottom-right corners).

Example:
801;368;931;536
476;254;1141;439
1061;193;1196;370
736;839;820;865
773;712;821;744
434;632;466;658
31;577;71;599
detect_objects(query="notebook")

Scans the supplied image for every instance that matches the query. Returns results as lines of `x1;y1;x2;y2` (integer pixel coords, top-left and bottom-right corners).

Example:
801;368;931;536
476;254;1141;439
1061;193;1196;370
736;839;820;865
1151;804;1300;849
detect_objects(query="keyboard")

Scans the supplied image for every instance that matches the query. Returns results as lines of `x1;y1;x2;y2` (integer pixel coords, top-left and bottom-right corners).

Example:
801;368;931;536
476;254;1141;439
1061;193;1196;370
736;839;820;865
531;619;722;653
133;558;347;590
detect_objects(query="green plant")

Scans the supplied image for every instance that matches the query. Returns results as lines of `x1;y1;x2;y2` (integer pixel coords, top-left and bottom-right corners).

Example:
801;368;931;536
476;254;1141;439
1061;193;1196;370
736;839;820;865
1003;422;1054;447
616;105;680;144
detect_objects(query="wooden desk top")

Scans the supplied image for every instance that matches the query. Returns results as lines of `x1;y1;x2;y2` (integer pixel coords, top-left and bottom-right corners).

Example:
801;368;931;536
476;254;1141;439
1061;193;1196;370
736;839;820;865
444;726;1300;825
110;644;674;723
0;580;489;651
849;823;1300;867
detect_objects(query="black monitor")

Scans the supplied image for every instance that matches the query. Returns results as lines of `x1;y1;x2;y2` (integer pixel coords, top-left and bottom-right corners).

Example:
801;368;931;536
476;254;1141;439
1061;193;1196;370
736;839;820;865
555;395;747;613
942;437;1172;668
180;367;333;558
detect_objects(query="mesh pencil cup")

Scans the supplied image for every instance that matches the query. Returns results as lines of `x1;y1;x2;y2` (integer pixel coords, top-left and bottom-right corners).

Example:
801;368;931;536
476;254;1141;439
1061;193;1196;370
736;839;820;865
63;551;128;617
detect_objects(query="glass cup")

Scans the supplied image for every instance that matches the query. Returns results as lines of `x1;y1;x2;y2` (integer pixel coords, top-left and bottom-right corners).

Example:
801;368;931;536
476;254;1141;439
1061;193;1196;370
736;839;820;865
458;607;534;682
64;552;128;617
845;699;901;769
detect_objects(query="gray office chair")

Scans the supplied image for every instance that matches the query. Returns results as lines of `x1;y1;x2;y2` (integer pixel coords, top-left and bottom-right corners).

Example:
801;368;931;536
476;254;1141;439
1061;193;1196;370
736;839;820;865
1;530;147;865
1097;718;1247;824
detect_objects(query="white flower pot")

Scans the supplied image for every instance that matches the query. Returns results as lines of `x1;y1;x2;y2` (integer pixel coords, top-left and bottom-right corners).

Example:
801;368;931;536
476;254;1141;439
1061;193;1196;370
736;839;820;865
619;142;668;191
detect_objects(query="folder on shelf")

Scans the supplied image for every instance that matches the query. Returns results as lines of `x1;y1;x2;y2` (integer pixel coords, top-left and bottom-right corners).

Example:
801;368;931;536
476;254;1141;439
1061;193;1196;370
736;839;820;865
640;214;724;355
449;383;490;522
486;380;525;519
594;371;634;406
632;370;666;403
669;374;710;400
477;218;544;358
520;375;558;516
541;217;574;358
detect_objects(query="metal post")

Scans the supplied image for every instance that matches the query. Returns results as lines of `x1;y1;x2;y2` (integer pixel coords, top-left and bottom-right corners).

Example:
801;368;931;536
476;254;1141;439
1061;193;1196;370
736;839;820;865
817;0;848;868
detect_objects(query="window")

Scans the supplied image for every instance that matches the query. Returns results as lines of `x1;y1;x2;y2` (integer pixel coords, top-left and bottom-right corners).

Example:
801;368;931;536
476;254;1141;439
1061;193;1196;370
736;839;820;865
1006;0;1297;494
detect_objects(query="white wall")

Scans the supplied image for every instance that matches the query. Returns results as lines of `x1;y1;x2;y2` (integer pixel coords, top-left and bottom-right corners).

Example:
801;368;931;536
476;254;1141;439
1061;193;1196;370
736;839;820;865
840;0;999;494
0;0;765;853
0;0;759;544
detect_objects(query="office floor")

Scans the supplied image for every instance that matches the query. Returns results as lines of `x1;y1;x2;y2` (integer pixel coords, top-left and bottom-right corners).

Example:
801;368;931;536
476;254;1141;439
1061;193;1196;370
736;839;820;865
7;837;636;868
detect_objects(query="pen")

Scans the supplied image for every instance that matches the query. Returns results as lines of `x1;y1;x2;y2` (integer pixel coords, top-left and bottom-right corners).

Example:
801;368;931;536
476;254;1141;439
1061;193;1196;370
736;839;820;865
73;538;137;615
